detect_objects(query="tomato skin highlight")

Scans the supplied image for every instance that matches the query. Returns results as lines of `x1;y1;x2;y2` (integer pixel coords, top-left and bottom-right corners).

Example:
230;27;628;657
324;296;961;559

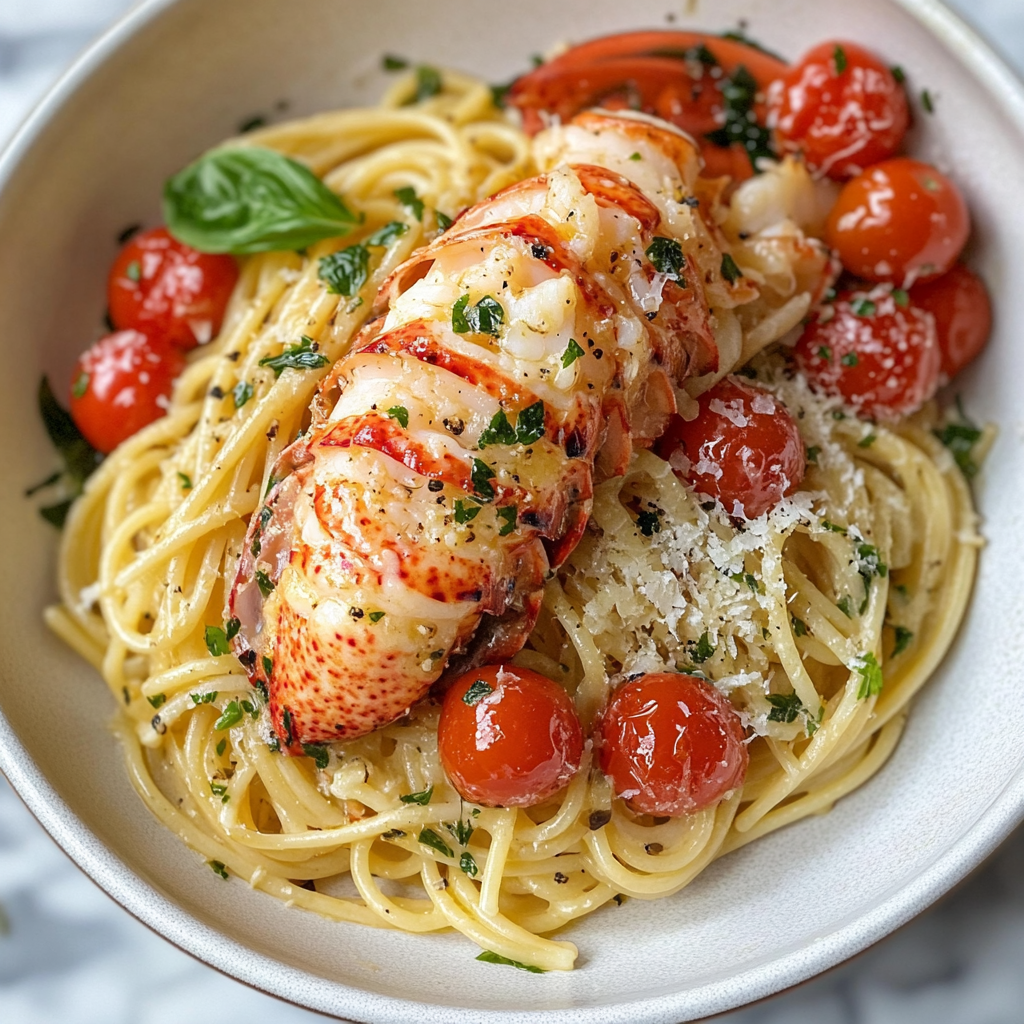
438;665;584;808
825;158;970;285
767;41;909;180
596;673;748;817
108;227;238;350
655;377;805;519
69;330;186;453
794;290;940;421
506;31;787;181
909;263;992;380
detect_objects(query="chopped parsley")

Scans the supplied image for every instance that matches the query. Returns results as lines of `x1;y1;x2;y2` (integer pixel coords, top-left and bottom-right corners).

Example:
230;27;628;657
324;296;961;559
841;351;859;367
645;237;686;281
891;65;906;83
692;631;716;664
475;951;545;974
387;405;409;429
720;253;743;283
215;701;244;730
303;744;330;770
892;288;910;307
850;298;876;318
410;65;443;104
731;572;763;594
255;569;275;598
817;345;832;361
417;827;454;859
837;595;854;618
216;738;227;757
471;458;496;501
561;338;585;368
921;88;934;113
452;294;504;336
448;818;474;846
366;220;408;247
478;402;544;448
401;786;434;805
934;401;984;478
258;335;329;377
382;54;409;71
459;851;479;877
262;655;274;680
72;372;89;398
766;691;803;724
704;64;776;171
318;244;370;297
204;618;240;657
453;499;481;524
191;691;218;705
636;509;661;537
232;380;253;409
435;210;453;231
806;446;821;464
858;433;876;448
209;860;229;880
177;471;193;490
147;693;167;709
629;151;642;161
892;626;914;657
463;679;493;705
833;45;848;74
791;615;808;637
368;611;386;624
394;186;424;220
496;505;518;536
821;520;847;535
125;260;141;282
855;653;884;699
210;781;229;802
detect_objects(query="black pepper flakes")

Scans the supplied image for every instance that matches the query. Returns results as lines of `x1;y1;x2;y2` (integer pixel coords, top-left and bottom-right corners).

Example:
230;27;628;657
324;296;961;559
428;479;444;492
554;872;568;884
209;386;224;399
588;809;612;830
349;607;365;619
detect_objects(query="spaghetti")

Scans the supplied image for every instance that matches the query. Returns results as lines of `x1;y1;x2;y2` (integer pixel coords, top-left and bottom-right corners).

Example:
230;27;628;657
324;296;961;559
45;65;983;971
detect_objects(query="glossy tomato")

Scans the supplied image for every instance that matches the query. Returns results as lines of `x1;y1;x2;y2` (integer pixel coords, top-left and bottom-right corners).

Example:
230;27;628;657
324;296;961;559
909;263;992;380
655;376;805;519
438;665;584;808
69;329;186;453
109;227;238;349
506;31;788;180
793;289;940;420
596;673;748;817
825;158;970;285
768;40;909;179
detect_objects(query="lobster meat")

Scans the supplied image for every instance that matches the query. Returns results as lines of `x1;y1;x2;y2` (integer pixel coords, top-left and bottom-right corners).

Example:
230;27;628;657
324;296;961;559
229;112;744;753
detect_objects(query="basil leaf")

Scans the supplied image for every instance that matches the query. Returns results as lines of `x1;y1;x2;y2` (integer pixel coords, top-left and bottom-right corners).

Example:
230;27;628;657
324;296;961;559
408;65;443;104
232;381;253;409
452;294;504;336
645;237;685;281
366;220;408;247
394;186;424;221
319;244;370;297
302;743;330;770
766;692;803;723
515;401;545;445
215;701;244;730
400;785;434;805
204;625;231;657
478;410;517;448
164;147;360;254
36;376;102;489
720;253;742;283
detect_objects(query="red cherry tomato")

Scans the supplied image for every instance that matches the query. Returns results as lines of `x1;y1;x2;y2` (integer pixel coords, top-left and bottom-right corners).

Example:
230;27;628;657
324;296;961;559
655;377;805;519
825;159;970;285
109;227;238;350
909;264;992;380
767;41;909;179
596;673;748;817
438;664;584;808
506;31;788;181
69;330;186;453
793;290;940;420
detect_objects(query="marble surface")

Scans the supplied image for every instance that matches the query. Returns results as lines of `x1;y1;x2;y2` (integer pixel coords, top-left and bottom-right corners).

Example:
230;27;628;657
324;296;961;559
2;1;1023;1021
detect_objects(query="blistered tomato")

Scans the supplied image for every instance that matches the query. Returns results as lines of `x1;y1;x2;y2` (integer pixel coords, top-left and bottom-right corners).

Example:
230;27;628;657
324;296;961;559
909;264;992;380
768;40;909;179
69;329;186;453
825;158;969;285
794;289;940;420
438;664;584;808
596;673;748;817
655;376;805;519
108;227;238;349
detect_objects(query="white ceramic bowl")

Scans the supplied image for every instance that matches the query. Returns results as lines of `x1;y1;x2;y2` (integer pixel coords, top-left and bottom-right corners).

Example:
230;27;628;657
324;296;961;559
2;1;1023;1021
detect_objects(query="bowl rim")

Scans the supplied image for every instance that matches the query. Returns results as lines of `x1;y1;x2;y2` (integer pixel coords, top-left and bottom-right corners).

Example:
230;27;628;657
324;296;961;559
2;0;1024;1021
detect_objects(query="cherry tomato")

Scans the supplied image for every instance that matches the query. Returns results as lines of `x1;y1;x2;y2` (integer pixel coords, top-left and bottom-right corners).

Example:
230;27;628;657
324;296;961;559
69;329;186;453
825;158;970;285
793;289;940;420
506;31;788;181
655;377;805;519
108;227;238;350
909;264;992;380
596;673;748;817
438;664;584;808
767;41;909;179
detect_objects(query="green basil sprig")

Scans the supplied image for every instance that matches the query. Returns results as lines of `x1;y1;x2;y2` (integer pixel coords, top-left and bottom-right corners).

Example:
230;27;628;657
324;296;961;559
164;147;360;254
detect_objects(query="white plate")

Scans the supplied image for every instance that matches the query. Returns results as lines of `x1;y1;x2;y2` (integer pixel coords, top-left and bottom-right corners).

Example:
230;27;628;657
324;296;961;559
1;0;1022;1021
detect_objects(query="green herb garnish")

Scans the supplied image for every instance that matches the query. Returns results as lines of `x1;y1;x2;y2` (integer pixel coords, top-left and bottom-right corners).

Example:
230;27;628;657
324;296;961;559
692;631;716;664
855;653;884;699
892;626;914;657
561;338;585;368
401;786;434;806
318;244;370;297
454;499;480;524
258;335;329;377
636;509;661;537
645;237;686;281
387;405;410;429
452;294;504;336
215;701;244;730
767;691;803;724
720;253;743;283
418;827;454;859
394;186;424;220
232;381;254;409
302;744;330;770
475;951;545;974
463;679;493;705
